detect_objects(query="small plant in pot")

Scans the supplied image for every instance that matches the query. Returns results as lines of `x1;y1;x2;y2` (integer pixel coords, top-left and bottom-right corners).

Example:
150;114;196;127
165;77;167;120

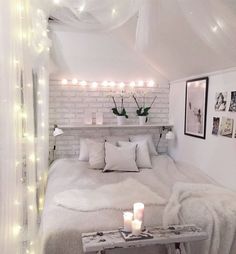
111;95;128;125
133;95;157;125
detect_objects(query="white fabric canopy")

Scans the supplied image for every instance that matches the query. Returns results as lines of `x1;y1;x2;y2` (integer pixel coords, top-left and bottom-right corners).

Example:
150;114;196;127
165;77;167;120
50;0;142;32
0;1;50;254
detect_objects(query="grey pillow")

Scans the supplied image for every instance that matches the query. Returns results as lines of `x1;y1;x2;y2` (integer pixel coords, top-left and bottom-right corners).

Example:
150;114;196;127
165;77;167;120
105;136;129;146
118;140;152;169
103;143;139;172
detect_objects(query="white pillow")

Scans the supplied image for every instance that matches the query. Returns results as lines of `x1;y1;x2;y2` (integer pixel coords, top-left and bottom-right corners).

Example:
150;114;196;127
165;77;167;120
103;143;139;172
105;136;129;146
87;140;105;169
118;140;152;169
129;134;158;156
79;138;105;161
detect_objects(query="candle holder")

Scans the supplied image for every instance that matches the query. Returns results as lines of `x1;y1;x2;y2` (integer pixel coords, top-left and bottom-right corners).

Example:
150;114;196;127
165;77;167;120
119;228;153;241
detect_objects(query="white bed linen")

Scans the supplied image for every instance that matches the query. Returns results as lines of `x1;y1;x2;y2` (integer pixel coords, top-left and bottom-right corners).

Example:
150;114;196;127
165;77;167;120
40;155;216;254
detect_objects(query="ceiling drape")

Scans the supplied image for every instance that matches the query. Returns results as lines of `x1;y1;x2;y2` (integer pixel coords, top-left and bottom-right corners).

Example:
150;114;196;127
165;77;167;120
0;0;50;253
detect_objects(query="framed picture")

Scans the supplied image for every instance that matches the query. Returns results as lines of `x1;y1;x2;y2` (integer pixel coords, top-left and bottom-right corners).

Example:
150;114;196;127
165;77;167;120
184;77;209;139
219;117;234;138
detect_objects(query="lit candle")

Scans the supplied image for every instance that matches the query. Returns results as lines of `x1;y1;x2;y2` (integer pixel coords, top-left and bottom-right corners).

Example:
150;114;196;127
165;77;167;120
132;219;142;236
96;112;103;125
123;212;133;232
133;202;144;221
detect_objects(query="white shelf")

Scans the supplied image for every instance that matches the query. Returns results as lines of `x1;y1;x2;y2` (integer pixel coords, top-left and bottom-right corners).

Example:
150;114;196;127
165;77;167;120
53;124;172;130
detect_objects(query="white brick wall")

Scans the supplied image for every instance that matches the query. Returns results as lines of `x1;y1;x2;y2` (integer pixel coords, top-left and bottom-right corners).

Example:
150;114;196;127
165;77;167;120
49;79;170;158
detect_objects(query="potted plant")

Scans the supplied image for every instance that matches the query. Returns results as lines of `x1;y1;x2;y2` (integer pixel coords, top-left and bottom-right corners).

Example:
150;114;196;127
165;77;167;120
133;95;157;125
111;95;128;125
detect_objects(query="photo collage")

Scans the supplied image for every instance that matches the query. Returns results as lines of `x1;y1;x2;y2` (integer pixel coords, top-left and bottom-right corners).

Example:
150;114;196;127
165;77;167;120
212;91;236;138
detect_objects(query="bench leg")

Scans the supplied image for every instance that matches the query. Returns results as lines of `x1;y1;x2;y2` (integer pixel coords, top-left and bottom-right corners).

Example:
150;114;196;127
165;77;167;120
166;243;181;254
97;251;105;254
175;243;181;254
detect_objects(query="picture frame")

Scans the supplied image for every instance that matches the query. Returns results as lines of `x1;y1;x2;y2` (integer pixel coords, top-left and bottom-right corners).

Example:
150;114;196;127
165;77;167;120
184;77;209;139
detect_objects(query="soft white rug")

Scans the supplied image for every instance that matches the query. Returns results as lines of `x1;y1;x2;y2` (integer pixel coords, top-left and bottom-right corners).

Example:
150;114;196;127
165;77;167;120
54;178;166;211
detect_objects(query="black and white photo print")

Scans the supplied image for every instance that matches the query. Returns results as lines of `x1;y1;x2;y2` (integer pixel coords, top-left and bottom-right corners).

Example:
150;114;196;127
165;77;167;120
220;117;234;138
212;117;220;135
229;91;236;112
215;92;227;111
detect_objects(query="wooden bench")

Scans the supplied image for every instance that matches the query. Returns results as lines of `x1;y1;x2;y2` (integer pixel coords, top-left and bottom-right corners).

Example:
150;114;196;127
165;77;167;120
82;224;207;254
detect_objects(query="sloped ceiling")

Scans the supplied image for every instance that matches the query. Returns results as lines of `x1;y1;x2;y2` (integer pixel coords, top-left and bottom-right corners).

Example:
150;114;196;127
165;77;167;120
50;0;236;81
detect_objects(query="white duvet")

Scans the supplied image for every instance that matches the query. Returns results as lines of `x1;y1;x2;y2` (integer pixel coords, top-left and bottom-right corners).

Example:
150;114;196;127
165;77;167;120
40;155;236;254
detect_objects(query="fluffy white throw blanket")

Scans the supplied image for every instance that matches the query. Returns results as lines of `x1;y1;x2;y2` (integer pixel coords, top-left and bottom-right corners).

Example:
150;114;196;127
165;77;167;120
163;182;236;254
54;178;166;211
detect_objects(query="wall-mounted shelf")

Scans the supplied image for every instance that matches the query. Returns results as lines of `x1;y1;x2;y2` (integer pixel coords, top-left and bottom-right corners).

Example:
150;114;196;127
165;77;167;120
51;124;173;130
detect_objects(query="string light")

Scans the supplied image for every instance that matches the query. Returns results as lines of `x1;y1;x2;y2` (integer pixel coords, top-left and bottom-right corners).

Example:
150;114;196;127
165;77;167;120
112;8;117;15
129;81;136;88
61;79;68;85
119;82;125;89
13;225;22;237
29;205;34;211
147;80;155;87
53;0;60;4
109;81;116;87
72;78;78;85
29;154;36;162
79;5;85;12
92;82;98;89
102;81;108;87
60;79;156;89
138;80;144;87
27;186;35;193
80;80;87;86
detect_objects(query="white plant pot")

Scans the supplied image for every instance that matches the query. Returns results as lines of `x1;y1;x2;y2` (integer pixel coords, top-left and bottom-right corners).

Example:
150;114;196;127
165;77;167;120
139;116;147;125
117;115;126;125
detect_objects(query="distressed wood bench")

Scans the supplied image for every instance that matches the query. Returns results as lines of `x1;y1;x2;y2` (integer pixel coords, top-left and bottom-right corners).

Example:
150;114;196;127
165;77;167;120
82;224;207;254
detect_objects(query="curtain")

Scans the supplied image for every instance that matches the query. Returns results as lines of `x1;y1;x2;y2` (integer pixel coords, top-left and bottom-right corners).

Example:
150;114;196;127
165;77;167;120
49;0;142;32
0;0;50;253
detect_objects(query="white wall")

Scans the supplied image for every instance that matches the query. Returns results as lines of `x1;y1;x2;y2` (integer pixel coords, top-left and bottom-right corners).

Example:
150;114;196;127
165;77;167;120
169;69;236;191
49;28;169;158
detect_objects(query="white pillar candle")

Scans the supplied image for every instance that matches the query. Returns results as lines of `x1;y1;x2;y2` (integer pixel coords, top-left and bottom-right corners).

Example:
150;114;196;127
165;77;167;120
132;219;142;236
123;212;133;232
133;202;144;221
84;111;93;125
96;112;103;125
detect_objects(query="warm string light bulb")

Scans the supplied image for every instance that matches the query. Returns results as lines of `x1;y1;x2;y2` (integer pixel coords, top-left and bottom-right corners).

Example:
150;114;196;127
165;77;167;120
80;80;87;86
13;224;22;237
72;78;78;85
147;80;155;87
119;82;125;89
102;81;108;87
61;79;68;85
138;80;144;87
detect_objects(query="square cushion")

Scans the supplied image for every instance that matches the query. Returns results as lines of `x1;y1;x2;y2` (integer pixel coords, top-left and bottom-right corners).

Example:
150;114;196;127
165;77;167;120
103;142;139;172
118;140;152;168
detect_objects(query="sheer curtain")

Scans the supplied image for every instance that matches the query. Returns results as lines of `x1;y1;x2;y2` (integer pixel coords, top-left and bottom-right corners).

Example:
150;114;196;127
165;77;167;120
50;0;142;32
175;0;236;60
0;0;50;254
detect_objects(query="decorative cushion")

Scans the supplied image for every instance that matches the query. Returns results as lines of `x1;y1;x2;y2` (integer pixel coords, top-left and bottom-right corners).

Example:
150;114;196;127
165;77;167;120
105;136;129;146
78;138;105;161
129;134;158;156
87;139;105;169
103;142;139;172
118;140;152;169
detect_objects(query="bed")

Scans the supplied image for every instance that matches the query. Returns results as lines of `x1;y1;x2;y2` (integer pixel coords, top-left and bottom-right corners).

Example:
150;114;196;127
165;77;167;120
40;154;236;254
